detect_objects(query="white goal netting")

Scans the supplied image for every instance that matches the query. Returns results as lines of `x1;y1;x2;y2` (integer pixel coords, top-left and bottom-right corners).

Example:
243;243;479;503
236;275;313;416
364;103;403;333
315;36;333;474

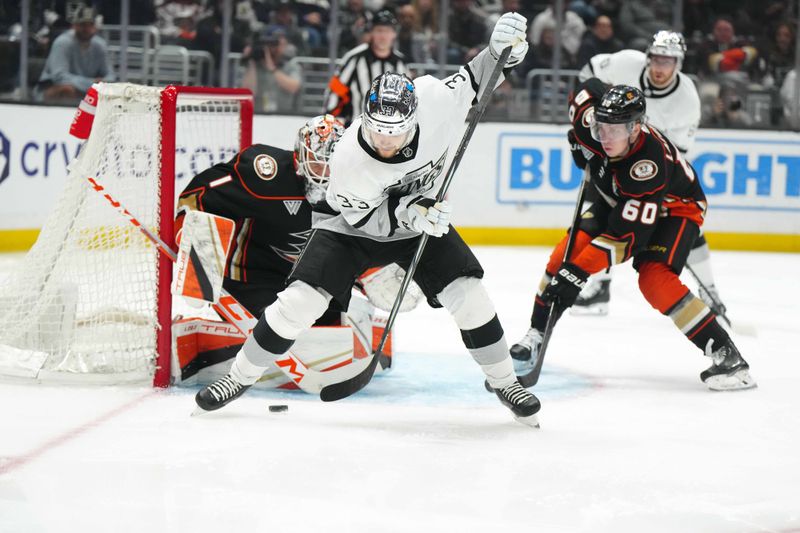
0;83;247;384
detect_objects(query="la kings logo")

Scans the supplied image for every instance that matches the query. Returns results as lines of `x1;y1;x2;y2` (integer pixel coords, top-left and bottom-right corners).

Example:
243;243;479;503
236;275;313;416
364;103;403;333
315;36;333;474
385;151;447;197
283;200;302;215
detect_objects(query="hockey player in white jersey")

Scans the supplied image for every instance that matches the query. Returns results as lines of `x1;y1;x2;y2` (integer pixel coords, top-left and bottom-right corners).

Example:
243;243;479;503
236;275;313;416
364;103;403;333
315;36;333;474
194;12;542;426
524;31;726;324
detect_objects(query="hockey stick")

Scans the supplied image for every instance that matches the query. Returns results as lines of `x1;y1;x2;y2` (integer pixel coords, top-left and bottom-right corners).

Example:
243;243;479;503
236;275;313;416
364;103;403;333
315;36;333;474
85;176;374;391
518;166;591;389
685;264;757;337
319;46;514;402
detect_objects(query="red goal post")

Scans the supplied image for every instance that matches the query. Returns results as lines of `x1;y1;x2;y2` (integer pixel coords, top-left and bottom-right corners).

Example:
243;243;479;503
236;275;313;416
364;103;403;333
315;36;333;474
155;86;253;387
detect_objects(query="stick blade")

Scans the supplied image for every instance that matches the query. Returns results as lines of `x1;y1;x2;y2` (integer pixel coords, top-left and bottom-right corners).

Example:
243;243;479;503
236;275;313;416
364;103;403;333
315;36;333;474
319;356;379;402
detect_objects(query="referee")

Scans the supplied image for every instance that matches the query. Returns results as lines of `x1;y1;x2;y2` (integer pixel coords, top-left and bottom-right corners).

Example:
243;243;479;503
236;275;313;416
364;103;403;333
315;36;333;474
324;9;409;125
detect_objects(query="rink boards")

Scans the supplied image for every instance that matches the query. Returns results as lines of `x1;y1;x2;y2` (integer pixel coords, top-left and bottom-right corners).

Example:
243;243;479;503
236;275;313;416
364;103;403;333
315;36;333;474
1;104;798;252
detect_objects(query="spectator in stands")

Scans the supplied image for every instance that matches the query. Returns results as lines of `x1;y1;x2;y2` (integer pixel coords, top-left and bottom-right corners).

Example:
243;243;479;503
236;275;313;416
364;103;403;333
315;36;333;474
156;0;207;43
758;21;796;88
35;4;115;103
576;14;623;66
412;0;438;38
337;0;371;54
616;0;671;50
324;9;408;124
529;0;586;58
194;0;251;81
781;68;799;129
568;0;598;26
523;22;576;71
396;4;433;64
448;0;488;64
242;24;301;112
705;79;753;128
698;16;758;79
682;0;716;42
270;0;311;56
293;0;329;55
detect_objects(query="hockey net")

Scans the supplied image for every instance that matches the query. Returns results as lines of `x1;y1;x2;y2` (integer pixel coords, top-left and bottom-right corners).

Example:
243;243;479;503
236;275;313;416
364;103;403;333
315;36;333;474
0;83;252;386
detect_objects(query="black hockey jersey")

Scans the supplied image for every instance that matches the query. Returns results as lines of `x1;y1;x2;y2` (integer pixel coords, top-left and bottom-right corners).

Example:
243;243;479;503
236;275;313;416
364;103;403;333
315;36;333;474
567;80;708;273
176;144;312;285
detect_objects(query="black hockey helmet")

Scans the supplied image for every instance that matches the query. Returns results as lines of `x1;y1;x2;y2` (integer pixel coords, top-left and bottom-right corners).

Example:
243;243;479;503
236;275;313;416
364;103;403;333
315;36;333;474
594;85;646;124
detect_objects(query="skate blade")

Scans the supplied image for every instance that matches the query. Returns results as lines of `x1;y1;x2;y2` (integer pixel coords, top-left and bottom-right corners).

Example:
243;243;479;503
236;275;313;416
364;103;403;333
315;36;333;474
191;406;210;417
570;303;608;316
514;413;541;428
705;369;757;391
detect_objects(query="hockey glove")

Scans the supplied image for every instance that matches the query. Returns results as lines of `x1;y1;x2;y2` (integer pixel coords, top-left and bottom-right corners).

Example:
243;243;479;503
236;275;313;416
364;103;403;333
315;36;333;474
541;262;589;311
408;199;452;237
490;12;529;68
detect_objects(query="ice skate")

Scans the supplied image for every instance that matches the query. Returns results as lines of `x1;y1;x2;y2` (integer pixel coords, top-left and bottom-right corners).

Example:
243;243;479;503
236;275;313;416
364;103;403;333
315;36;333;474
509;327;543;373
701;340;756;391
493;380;541;427
571;278;610;316
194;374;252;413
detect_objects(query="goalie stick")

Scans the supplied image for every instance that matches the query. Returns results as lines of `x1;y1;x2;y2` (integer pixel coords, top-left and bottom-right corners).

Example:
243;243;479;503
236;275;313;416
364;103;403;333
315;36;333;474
85;176;374;392
517;166;591;389
319;46;514;402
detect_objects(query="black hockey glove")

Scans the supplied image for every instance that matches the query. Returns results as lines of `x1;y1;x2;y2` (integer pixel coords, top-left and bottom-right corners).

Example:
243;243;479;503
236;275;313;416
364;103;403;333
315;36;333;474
541;262;589;311
581;77;610;101
567;129;589;168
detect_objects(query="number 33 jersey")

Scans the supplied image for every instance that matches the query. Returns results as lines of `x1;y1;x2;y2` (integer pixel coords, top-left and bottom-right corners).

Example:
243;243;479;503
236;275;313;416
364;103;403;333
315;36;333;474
317;48;503;242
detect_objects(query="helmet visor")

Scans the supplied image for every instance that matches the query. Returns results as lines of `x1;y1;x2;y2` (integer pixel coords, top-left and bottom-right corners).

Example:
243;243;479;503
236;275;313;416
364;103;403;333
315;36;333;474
590;121;634;143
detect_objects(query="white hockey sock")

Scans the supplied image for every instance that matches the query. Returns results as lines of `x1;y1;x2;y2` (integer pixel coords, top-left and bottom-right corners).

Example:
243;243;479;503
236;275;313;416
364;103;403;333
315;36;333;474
482;357;517;389
230;342;272;385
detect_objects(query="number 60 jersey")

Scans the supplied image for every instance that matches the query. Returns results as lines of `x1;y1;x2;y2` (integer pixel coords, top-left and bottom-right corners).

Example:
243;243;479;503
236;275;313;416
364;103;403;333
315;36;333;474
570;80;709;271
317;48;504;242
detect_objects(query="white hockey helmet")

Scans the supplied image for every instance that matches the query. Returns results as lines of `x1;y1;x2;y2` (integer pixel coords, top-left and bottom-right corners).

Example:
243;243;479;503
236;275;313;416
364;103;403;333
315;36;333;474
647;31;687;69
294;114;345;201
361;72;418;156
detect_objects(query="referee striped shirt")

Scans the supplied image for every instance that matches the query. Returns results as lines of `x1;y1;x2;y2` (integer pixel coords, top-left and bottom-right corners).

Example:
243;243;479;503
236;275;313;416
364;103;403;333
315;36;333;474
325;43;409;124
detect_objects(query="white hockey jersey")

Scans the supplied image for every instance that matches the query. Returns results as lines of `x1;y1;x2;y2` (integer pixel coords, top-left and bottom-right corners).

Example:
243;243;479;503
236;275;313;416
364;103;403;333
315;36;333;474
317;47;502;242
579;49;701;153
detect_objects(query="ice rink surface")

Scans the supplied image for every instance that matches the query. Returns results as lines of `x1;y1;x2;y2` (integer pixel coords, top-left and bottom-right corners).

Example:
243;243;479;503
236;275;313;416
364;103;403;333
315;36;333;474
0;246;798;533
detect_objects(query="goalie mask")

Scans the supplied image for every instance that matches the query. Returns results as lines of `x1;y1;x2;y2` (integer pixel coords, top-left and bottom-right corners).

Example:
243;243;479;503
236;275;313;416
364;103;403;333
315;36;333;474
361;72;418;157
295;114;345;203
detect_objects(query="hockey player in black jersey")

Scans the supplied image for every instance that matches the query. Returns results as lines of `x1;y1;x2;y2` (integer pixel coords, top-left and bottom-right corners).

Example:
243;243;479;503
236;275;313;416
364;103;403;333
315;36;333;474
512;82;755;391
175;115;345;316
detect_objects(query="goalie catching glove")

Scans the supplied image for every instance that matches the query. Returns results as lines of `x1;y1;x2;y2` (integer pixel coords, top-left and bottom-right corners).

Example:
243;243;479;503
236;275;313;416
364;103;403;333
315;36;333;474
408;198;452;238
490;12;529;68
172;211;235;306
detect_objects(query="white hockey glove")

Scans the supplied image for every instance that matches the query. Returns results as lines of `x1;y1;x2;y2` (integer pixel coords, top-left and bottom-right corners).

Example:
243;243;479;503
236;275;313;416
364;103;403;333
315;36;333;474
490;12;529;68
408;199;452;237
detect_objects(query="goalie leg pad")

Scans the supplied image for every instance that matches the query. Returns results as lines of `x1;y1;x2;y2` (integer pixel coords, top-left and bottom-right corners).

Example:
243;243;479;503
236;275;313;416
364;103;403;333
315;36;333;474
263;280;332;340
173;211;235;305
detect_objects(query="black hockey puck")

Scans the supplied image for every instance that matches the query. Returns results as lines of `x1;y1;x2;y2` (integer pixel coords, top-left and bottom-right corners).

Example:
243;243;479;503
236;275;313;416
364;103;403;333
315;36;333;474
268;404;289;413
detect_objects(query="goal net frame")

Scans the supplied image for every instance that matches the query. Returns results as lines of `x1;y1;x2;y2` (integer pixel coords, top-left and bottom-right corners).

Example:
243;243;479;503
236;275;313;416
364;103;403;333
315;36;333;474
0;84;253;388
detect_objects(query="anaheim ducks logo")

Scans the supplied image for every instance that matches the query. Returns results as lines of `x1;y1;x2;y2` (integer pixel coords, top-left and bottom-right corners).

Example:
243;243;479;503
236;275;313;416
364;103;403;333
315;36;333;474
630;159;658;181
253;154;278;180
582;106;595;128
